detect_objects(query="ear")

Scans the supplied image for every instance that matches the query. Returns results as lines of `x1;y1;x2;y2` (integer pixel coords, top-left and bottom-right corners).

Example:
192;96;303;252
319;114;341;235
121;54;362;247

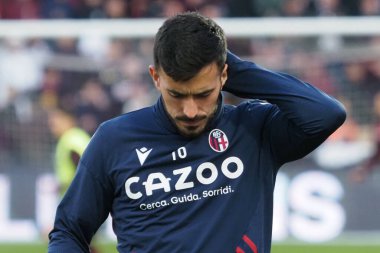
149;65;160;89
220;64;228;88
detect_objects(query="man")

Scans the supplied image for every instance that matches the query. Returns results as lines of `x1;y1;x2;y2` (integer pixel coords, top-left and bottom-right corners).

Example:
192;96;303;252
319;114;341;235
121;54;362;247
48;12;346;253
47;108;91;194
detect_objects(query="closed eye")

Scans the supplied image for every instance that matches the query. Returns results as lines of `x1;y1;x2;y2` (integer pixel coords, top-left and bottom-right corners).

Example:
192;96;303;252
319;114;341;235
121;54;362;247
168;91;186;98
195;91;212;98
167;89;214;99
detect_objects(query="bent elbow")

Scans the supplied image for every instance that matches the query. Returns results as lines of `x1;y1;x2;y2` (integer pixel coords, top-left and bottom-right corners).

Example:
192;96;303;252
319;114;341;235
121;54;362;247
323;101;347;134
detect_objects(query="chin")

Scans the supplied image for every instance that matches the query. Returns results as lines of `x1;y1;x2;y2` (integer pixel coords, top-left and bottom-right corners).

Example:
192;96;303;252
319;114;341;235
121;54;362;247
179;126;205;138
180;131;202;138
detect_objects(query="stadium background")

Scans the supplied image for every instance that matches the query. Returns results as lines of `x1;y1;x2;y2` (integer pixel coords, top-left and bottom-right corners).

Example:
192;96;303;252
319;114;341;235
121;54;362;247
0;0;380;252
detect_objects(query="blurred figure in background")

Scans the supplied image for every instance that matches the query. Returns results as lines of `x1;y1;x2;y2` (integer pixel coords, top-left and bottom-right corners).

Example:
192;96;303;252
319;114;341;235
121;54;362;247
358;0;380;16
104;0;128;18
350;91;380;182
47;107;91;194
0;38;50;115
0;0;40;19
280;0;313;17
312;96;369;170
313;0;343;16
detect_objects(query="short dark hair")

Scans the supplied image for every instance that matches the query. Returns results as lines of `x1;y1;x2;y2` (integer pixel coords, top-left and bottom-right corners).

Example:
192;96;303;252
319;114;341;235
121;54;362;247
153;12;227;82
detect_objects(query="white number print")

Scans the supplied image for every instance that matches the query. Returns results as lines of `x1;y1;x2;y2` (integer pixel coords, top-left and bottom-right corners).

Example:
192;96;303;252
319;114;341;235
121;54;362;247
172;147;187;161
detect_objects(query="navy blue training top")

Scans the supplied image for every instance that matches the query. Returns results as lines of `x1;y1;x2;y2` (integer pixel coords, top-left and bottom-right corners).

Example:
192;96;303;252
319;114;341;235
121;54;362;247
48;52;346;253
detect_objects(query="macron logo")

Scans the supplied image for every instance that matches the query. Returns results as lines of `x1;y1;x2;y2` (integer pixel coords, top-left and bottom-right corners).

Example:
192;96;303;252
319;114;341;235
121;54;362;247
136;147;152;166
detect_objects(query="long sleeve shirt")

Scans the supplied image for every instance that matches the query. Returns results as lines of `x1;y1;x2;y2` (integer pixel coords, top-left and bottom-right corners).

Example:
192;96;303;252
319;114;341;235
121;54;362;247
48;52;346;253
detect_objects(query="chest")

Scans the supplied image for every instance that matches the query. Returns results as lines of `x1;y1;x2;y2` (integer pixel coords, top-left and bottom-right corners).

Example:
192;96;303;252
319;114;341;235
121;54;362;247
114;127;265;209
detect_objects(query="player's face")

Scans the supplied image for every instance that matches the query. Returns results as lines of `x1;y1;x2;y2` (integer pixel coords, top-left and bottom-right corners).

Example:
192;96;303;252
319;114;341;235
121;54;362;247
150;62;228;138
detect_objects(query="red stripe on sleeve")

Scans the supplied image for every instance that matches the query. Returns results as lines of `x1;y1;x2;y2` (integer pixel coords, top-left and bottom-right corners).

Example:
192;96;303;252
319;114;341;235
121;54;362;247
236;246;245;253
243;235;258;253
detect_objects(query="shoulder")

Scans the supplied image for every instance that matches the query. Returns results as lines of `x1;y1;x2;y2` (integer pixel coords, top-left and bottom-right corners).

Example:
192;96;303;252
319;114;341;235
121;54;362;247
85;106;153;148
222;99;278;129
80;106;154;165
99;106;154;133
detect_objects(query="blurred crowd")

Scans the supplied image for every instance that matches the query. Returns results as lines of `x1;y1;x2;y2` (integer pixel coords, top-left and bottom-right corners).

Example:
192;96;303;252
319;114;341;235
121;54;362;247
0;0;380;178
1;0;380;19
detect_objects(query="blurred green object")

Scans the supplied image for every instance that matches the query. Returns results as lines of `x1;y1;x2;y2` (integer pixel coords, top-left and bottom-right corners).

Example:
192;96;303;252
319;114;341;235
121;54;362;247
1;243;380;253
0;243;118;253
272;244;380;253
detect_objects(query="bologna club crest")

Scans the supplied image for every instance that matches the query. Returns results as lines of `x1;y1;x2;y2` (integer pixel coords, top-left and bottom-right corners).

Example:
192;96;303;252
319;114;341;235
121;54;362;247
209;129;229;152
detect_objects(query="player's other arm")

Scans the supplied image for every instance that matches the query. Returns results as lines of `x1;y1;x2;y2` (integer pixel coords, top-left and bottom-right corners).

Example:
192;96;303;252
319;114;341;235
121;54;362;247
48;128;113;252
223;51;346;163
48;164;113;253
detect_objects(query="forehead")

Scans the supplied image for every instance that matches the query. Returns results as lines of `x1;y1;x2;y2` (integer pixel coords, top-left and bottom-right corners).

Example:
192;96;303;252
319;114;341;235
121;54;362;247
159;63;221;94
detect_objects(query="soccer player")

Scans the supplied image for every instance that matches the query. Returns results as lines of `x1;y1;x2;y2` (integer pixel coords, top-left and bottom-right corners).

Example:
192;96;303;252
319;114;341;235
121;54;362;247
47;108;91;195
48;12;346;253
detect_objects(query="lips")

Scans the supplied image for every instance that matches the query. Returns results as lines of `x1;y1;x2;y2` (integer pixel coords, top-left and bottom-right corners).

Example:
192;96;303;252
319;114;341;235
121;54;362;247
175;114;206;125
180;118;205;127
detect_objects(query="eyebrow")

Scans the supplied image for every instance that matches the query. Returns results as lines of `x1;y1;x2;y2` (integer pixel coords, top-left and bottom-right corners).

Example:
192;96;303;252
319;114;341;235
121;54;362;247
167;87;215;96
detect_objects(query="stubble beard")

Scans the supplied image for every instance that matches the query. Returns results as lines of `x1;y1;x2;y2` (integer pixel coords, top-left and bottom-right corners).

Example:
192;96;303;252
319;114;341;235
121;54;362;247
168;105;218;138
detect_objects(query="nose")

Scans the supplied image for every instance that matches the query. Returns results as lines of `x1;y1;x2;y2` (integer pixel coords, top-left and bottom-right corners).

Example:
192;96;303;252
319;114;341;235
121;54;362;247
183;98;198;119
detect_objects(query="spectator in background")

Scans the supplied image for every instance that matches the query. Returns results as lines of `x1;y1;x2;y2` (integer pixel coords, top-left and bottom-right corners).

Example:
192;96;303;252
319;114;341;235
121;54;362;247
110;53;157;112
199;2;226;17
2;0;378;19
159;0;186;17
128;0;149;17
365;37;380;92
358;0;380;16
313;0;343;16
76;78;120;134
0;39;50;116
40;0;75;19
280;0;313;17
313;96;368;170
39;67;63;109
75;0;106;18
337;61;373;124
227;0;258;17
51;37;78;55
183;0;206;10
299;54;337;95
328;97;361;142
104;0;128;18
0;0;40;19
350;91;380;182
78;34;110;63
249;38;288;70
47;107;90;194
98;38;130;87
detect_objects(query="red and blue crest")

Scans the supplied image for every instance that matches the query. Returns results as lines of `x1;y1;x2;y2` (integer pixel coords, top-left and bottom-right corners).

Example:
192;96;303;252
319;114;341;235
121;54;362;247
208;129;229;152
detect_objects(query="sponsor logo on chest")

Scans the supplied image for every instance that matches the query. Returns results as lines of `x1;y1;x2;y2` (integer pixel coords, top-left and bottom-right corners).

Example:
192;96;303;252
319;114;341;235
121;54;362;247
125;129;243;201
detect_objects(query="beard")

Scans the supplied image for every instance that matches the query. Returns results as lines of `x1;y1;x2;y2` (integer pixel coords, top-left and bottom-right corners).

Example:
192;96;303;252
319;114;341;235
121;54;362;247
174;115;208;138
167;106;218;138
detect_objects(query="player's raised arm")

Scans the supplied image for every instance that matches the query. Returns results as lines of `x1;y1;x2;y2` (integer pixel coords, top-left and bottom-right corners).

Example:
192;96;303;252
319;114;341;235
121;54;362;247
223;51;346;164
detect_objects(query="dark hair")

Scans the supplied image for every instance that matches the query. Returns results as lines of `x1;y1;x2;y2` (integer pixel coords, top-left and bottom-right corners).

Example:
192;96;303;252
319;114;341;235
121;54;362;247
153;12;227;82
